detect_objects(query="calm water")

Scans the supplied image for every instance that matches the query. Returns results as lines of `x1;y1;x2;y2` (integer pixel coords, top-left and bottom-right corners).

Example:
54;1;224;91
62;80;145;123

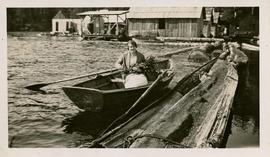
7;32;259;148
226;48;260;148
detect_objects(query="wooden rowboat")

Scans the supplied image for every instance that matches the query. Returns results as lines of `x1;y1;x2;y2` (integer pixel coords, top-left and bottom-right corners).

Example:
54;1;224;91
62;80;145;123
85;57;239;148
62;59;175;113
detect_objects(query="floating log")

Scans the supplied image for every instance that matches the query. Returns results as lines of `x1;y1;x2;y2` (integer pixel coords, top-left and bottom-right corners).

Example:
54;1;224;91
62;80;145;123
194;65;238;148
159;46;199;58
241;43;259;51
156;37;223;42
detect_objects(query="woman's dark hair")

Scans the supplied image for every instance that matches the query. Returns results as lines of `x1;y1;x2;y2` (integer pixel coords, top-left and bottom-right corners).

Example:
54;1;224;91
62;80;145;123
128;40;137;48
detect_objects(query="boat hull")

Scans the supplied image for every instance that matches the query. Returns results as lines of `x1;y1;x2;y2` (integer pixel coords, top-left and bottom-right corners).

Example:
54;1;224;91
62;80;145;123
62;80;170;112
62;59;174;112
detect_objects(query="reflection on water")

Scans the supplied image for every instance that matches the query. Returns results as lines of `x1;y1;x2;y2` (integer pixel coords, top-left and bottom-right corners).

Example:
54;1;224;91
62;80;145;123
62;111;117;137
226;49;259;148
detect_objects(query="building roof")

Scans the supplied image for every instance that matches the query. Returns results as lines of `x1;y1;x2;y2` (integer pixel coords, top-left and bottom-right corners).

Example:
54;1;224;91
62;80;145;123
53;10;66;19
127;7;203;19
77;10;129;16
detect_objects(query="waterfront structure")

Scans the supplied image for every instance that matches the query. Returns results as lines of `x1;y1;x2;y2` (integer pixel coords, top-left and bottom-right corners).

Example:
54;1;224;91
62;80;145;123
77;9;128;36
51;10;82;35
127;7;204;38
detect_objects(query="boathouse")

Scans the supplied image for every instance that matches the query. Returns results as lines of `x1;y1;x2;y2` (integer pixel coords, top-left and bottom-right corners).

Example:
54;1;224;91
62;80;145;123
51;10;82;35
77;9;128;36
127;7;204;38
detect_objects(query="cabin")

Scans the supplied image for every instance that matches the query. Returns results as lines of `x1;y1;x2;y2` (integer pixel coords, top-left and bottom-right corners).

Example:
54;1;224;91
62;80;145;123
127;7;204;38
51;10;82;35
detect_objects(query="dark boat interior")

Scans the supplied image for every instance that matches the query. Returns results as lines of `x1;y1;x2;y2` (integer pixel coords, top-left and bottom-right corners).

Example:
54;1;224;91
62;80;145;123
74;59;172;90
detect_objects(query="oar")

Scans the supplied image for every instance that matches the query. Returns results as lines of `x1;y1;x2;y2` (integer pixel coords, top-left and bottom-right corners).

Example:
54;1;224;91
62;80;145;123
99;70;168;136
85;71;168;148
25;68;119;91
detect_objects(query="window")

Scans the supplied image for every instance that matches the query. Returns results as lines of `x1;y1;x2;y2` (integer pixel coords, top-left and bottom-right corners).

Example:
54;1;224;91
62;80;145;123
158;19;165;29
66;21;69;31
56;22;59;31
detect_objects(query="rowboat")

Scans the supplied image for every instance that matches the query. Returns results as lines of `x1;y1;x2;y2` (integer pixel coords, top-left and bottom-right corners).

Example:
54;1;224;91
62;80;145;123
62;59;175;113
85;56;239;148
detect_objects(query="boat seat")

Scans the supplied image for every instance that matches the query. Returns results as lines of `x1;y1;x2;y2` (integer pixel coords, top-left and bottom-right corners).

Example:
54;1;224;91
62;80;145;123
110;78;124;83
110;78;125;89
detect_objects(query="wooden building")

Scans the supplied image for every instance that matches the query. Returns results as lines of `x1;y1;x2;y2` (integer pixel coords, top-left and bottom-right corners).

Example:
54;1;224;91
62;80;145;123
127;7;204;38
202;7;221;38
51;10;82;35
77;10;128;36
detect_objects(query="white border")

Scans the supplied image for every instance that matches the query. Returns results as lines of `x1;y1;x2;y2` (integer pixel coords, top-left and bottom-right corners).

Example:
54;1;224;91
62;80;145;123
1;0;270;157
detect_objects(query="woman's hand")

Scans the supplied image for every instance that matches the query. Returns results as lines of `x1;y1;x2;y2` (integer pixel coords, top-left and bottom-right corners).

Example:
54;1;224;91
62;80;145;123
128;65;143;73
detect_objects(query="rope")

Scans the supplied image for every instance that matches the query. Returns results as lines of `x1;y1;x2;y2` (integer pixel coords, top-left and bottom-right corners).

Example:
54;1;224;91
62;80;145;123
113;134;191;148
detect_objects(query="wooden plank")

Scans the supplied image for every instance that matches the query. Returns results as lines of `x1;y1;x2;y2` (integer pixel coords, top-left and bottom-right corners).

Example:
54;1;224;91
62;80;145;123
180;19;184;37
172;29;178;37
184;19;188;37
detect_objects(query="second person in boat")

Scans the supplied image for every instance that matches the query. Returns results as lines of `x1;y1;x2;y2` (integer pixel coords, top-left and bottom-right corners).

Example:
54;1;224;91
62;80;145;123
114;40;148;88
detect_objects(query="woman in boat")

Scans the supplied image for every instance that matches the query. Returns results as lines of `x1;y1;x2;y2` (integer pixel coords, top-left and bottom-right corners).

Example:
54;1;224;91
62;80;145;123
114;40;148;88
115;40;145;70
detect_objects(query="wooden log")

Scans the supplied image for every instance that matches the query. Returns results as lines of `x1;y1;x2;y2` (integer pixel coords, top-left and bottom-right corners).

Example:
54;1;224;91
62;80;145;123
241;43;259;51
194;64;238;148
160;46;199;57
206;64;238;147
156;37;224;42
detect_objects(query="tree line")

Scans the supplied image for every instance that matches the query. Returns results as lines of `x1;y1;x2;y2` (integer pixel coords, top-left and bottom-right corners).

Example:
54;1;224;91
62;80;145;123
7;8;129;31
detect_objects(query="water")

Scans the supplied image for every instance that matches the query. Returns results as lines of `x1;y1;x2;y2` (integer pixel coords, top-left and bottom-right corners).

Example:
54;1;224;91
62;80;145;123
7;32;192;147
7;32;259;148
225;49;259;148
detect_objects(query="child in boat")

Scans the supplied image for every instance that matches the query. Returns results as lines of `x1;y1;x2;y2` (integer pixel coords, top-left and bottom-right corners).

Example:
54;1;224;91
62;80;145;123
114;40;148;88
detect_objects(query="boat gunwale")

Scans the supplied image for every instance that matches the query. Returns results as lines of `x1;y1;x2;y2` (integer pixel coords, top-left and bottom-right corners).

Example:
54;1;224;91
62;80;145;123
62;73;174;94
62;84;150;94
63;59;175;93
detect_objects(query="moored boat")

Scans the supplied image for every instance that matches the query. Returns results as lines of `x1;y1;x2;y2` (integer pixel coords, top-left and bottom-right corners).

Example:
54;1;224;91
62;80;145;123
62;58;175;113
84;57;239;148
